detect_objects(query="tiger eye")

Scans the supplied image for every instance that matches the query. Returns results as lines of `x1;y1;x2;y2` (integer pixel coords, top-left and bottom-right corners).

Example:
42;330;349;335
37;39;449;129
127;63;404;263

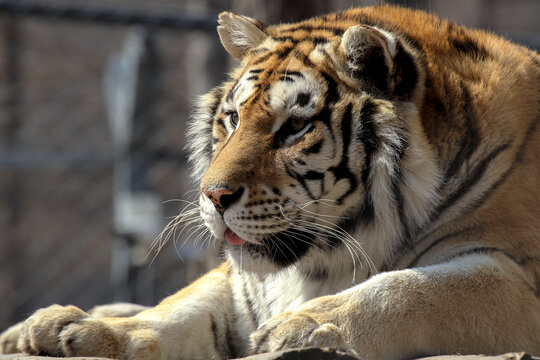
229;112;239;128
289;117;306;134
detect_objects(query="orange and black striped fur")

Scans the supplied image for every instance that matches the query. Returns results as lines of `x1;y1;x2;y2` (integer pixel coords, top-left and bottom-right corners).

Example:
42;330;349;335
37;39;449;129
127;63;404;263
2;5;539;359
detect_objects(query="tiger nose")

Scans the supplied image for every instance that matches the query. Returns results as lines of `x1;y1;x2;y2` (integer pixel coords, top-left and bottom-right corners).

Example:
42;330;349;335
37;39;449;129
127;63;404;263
201;186;245;215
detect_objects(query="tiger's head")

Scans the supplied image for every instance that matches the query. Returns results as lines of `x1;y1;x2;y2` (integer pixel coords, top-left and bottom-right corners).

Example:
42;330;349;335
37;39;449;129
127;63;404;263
188;11;439;276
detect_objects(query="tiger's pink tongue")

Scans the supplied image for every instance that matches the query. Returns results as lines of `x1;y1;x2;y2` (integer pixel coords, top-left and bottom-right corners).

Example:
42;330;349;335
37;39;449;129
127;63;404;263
225;228;247;245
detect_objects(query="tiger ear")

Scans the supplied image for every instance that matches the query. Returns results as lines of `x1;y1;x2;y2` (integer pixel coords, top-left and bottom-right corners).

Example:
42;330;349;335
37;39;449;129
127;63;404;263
217;12;267;60
340;25;399;92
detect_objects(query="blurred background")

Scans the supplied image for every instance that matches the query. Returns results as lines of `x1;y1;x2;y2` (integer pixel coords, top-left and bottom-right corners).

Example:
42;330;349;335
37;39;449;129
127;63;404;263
0;0;539;330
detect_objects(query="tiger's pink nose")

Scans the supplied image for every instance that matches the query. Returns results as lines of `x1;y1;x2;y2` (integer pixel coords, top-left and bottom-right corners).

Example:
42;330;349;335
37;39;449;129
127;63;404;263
201;186;244;214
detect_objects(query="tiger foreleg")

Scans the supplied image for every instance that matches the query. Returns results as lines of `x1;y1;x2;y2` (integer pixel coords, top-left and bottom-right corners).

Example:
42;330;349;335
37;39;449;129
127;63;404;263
13;263;237;359
252;253;540;359
0;303;149;355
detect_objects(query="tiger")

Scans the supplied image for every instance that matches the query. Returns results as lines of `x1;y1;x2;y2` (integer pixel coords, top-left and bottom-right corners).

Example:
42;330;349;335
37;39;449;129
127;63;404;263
1;4;539;360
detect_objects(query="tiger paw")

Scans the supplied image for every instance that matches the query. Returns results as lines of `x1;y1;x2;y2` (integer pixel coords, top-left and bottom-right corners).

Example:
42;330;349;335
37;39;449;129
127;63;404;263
17;304;131;358
0;322;23;354
251;311;348;354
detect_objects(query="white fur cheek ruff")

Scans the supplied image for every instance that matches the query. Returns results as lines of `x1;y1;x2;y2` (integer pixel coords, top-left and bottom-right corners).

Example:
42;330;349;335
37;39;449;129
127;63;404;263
186;89;223;183
200;194;227;240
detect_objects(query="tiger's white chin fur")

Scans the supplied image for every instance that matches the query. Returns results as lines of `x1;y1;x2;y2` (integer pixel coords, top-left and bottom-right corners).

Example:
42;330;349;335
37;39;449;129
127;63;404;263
225;244;284;275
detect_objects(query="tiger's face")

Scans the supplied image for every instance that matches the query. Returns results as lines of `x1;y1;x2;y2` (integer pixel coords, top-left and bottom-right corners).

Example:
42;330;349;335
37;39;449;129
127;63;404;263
200;59;359;272
192;12;426;274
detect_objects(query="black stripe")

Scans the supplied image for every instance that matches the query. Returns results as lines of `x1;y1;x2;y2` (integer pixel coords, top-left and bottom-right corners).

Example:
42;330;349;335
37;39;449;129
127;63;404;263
275;338;290;352
515;111;540;164
224;313;241;359
216;118;225;128
273;116;316;147
203;87;225;157
280;75;295;82
226;80;240;102
356;100;379;225
316;107;333;129
406;226;476;269
435;141;510;218
299;52;315;67
447;246;500;260
390;122;410;246
280;71;303;78
246;75;259;81
442;84;480;182
280;24;345;36
337;101;381;242
301;139;323;154
210;315;219;354
252;323;281;354
390;108;536;271
376;124;411;271
249;69;264;74
284;162;320;201
304;170;324;180
295;92;311;107
461;112;539;216
252;51;274;65
321;72;339;105
276;47;293;59
242;281;259;328
257;279;271;317
451;35;490;61
391;165;409;239
239;98;250;107
209;87;225;119
328;104;357;204
273;35;329;44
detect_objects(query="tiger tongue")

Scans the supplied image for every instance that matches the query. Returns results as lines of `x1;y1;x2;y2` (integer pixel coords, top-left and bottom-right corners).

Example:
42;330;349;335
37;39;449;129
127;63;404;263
225;228;247;245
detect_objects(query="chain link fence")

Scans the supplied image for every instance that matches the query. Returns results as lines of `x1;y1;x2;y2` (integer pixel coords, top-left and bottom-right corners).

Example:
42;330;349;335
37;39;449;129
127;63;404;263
0;0;538;332
0;0;232;330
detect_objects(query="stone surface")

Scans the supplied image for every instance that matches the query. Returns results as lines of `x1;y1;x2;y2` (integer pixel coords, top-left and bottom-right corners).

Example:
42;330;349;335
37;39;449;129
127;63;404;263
416;353;538;360
0;356;110;360
0;350;537;360
238;347;360;359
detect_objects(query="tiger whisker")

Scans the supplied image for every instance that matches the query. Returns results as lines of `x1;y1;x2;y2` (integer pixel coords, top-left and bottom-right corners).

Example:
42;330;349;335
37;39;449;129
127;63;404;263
292;220;363;282
301;213;377;272
273;200;374;279
147;203;201;264
279;228;328;255
268;233;300;262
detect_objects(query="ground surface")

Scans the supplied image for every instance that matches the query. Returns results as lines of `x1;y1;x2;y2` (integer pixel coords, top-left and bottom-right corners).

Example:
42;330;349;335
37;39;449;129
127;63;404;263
0;349;537;360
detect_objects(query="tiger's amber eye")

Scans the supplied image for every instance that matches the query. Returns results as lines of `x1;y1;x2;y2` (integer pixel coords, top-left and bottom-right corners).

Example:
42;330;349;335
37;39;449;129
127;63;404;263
289;117;306;133
229;112;239;128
